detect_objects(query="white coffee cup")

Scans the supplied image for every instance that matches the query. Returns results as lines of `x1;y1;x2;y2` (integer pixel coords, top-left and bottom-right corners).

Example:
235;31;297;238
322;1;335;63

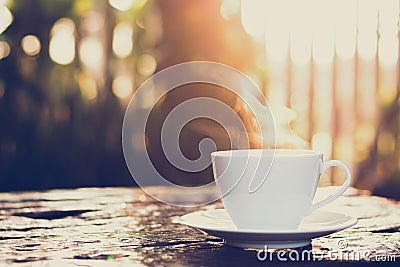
211;149;351;230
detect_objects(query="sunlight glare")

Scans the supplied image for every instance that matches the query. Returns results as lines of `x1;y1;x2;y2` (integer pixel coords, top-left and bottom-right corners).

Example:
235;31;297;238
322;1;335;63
357;0;378;61
334;0;357;60
378;0;399;36
312;0;334;65
264;0;289;63
241;0;268;37
358;34;377;62
220;0;240;20
290;31;312;65
312;132;332;159
289;0;313;65
378;0;399;67
379;39;398;67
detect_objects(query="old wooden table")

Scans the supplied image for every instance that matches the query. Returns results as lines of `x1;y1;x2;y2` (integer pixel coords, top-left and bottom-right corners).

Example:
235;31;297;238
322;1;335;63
0;186;399;266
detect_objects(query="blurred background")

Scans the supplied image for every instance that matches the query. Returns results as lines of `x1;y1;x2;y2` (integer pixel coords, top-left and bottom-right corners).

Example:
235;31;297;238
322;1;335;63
0;0;399;199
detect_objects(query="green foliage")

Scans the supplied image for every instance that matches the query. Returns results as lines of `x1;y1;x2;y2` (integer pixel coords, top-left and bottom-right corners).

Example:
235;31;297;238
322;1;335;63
0;0;153;191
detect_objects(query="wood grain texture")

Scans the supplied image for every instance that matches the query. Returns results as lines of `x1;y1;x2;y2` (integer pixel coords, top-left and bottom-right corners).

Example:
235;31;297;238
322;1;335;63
0;187;398;266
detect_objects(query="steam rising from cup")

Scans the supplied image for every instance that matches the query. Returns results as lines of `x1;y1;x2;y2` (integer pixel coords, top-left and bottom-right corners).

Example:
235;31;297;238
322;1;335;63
122;61;276;206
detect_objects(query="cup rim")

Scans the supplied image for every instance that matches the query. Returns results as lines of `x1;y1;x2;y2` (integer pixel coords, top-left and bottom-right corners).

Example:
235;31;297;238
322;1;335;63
211;149;323;158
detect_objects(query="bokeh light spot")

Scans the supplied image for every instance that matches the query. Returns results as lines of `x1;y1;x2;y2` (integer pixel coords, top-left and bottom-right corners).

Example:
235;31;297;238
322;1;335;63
137;54;157;76
49;18;75;65
79;37;103;70
108;0;135;11
112;22;133;59
78;73;98;101
0;41;10;60
0;5;13;34
112;75;133;98
21;35;41;56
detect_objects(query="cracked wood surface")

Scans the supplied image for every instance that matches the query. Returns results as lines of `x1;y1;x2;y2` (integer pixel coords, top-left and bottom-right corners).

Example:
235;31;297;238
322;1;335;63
0;186;399;266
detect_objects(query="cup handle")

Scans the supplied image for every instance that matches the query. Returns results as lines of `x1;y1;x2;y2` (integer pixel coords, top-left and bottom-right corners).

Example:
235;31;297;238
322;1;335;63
309;160;351;214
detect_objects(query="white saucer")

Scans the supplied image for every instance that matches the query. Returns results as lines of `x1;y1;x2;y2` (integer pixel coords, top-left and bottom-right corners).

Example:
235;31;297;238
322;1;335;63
179;209;357;249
